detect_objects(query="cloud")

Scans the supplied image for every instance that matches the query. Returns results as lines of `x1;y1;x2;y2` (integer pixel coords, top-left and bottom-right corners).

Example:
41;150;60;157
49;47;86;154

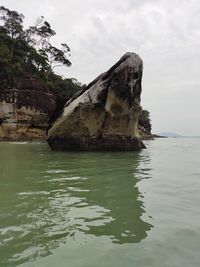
1;0;200;135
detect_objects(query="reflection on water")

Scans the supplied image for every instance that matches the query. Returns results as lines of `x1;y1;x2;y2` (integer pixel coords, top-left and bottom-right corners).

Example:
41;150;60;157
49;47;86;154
0;143;152;266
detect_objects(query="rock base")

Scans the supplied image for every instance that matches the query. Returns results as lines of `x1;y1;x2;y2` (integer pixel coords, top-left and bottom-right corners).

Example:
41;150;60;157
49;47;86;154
48;135;145;151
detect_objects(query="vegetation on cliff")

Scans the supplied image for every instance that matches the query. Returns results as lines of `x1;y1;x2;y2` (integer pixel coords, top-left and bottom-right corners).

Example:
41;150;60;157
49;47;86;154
0;6;82;98
139;109;152;136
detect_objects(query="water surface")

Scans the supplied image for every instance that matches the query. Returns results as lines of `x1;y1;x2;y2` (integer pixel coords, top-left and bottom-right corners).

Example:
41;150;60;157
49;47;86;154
0;138;200;267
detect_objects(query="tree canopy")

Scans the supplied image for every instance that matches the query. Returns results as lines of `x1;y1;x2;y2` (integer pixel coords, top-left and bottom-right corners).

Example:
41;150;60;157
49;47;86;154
0;6;82;97
140;109;151;122
138;109;151;135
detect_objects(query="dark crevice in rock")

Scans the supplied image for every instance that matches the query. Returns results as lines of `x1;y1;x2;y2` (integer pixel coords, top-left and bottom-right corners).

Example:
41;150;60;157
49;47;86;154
29;124;47;130
65;88;86;108
101;54;130;81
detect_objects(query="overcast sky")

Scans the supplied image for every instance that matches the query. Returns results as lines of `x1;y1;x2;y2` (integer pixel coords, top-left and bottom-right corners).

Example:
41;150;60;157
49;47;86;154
2;0;200;135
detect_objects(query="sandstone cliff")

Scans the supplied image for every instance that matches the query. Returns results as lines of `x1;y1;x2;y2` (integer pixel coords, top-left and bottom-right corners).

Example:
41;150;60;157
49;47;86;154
47;52;145;151
0;77;64;141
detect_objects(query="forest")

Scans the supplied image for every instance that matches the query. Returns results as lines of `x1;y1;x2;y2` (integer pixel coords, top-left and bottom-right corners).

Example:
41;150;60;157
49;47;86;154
0;5;82;98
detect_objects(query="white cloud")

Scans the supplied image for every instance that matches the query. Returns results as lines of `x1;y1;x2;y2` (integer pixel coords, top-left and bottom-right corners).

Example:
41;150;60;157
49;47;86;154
1;0;200;135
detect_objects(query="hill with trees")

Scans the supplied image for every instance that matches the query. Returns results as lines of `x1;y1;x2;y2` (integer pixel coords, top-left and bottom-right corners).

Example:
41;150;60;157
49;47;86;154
0;5;82;98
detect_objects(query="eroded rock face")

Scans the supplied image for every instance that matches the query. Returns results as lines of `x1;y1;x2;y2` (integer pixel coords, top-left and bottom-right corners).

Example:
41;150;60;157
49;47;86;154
0;80;64;141
47;52;145;151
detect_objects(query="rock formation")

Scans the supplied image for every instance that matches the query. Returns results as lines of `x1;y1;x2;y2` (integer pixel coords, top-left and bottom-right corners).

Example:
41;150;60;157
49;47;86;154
47;52;145;151
0;77;64;141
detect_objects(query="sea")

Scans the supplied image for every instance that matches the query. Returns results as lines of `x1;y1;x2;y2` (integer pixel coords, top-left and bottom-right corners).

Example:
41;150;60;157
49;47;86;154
0;137;200;267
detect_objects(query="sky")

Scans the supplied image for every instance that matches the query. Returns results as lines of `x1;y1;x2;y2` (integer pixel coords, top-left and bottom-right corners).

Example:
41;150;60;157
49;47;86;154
1;0;200;135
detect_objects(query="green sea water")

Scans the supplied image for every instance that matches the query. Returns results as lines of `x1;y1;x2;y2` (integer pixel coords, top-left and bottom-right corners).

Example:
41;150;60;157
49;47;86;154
0;138;200;267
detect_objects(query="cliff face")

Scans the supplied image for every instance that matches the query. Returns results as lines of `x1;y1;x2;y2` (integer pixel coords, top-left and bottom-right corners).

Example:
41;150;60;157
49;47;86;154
0;78;64;141
47;52;145;151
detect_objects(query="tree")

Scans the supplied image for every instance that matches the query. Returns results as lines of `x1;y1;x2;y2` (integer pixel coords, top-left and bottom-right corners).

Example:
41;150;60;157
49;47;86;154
0;6;80;98
139;109;151;135
25;17;71;80
0;6;24;38
0;6;24;61
140;109;150;122
0;6;71;78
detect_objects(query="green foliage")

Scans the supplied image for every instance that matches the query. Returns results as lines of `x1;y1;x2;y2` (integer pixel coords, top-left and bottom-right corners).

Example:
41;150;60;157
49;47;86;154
47;74;83;98
0;6;80;98
139;109;151;135
140;109;151;122
0;6;24;39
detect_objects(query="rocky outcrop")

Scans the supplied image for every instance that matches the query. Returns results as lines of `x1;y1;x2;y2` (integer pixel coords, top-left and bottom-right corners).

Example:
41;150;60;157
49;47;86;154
0;77;65;141
47;52;145;151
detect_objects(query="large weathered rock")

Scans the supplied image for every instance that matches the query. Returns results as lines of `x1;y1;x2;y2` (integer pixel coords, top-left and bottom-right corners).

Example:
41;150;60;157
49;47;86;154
0;78;65;141
47;52;145;151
